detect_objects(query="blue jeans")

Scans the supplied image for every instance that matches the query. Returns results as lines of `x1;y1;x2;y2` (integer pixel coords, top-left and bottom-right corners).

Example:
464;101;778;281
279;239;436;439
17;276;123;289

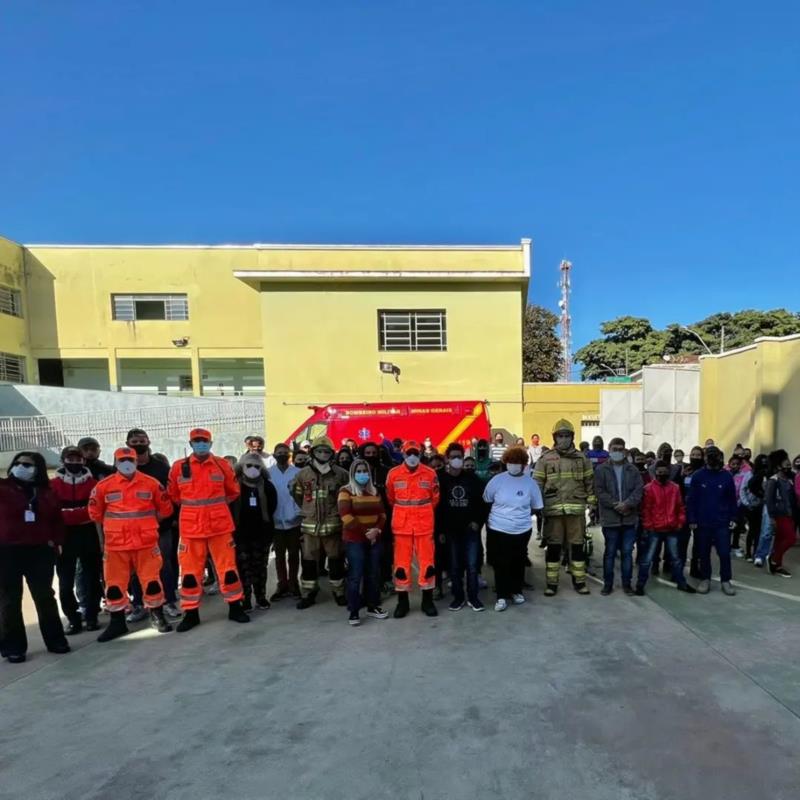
637;531;685;588
345;540;382;613
754;505;775;562
695;525;733;582
602;526;637;589
449;526;481;603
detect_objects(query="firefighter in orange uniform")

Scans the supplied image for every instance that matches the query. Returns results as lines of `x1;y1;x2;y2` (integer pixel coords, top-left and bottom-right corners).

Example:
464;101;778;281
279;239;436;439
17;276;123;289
168;428;250;631
88;447;174;642
386;440;441;618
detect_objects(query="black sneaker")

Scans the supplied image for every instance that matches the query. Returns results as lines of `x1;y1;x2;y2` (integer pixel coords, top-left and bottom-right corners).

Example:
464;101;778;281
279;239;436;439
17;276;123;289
270;588;291;601
47;642;71;654
241;597;253;612
775;567;792;578
677;583;697;593
334;594;348;607
348;612;361;626
366;606;389;619
634;587;645;596
6;654;26;664
65;618;83;636
601;586;613;596
255;597;271;610
228;601;251;623
85;619;100;632
467;598;485;612
623;585;635;596
448;598;465;611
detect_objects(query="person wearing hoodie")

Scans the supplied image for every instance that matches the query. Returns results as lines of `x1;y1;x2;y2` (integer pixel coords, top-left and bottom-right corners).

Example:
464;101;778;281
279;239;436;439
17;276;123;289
89;447;175;641
534;419;595;596
764;449;798;578
290;435;349;609
594;437;644;596
77;436;115;480
636;461;696;594
686;446;738;595
0;452;70;664
50;446;101;634
337;459;389;626
231;453;278;610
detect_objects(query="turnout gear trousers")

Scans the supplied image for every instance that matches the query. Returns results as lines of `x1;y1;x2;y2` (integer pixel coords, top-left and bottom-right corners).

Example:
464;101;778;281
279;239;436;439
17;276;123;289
544;515;588;586
104;546;164;612
178;534;243;609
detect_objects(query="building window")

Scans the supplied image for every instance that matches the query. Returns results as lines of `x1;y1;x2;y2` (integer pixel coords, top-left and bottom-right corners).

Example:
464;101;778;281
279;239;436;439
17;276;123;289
378;310;447;351
0;286;22;318
111;294;189;321
0;352;26;383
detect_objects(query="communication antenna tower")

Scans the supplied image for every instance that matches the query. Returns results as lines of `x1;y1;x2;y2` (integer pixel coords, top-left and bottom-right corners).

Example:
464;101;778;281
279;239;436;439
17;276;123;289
558;260;572;382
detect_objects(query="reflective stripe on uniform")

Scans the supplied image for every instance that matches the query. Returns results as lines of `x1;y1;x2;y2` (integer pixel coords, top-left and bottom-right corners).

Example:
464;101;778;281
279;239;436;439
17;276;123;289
394;498;432;507
105;510;158;519
181;496;227;507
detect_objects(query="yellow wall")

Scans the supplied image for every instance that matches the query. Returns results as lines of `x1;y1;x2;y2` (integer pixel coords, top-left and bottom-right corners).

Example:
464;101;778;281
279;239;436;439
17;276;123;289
0;237;30;373
522;382;639;443
261;281;524;441
700;335;800;455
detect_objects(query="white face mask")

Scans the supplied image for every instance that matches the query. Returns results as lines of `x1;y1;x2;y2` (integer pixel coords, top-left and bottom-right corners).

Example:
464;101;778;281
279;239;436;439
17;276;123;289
116;461;137;477
609;451;625;463
449;457;464;470
405;455;420;468
507;464;523;476
11;464;36;482
243;465;261;479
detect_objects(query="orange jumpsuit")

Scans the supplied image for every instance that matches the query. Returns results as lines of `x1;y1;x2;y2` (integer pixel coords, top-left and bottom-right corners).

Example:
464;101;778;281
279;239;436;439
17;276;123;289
168;454;242;609
386;463;440;591
88;471;173;613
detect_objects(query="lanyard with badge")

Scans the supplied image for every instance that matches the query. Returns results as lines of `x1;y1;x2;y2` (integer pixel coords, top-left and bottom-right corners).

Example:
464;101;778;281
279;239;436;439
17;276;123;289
249;488;258;508
24;488;37;522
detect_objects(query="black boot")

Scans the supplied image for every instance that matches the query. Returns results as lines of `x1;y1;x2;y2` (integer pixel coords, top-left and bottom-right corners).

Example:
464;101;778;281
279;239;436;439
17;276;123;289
421;589;438;617
65;617;83;636
228;600;251;623
333;593;347;607
149;606;173;633
97;611;129;643
176;609;201;633
296;590;318;610
393;591;410;619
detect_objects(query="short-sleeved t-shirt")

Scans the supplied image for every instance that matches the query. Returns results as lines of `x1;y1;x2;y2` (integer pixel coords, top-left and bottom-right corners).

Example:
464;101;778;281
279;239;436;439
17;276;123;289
483;472;544;534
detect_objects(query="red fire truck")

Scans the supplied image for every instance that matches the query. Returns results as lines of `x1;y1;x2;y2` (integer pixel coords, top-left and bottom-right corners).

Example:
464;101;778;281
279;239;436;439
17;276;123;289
285;401;492;451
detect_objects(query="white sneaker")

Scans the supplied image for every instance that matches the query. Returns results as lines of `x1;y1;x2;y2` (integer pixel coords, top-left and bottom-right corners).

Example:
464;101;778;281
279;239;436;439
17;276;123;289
721;581;737;596
125;605;148;624
511;593;526;605
494;599;508;612
753;558;763;567
203;581;220;596
732;549;744;559
164;603;182;619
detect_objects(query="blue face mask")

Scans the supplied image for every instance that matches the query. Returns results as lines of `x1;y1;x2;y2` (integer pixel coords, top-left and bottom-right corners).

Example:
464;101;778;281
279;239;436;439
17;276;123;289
191;441;211;456
354;472;371;486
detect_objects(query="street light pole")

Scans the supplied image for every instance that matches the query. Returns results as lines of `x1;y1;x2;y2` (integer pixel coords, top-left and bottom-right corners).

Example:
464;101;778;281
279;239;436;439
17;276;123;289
681;325;714;355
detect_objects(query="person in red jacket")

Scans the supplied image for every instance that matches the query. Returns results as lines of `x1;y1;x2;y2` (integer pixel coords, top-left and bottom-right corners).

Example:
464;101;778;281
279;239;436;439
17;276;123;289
50;446;101;635
385;440;440;618
0;451;71;664
167;428;249;632
636;461;696;595
89;447;175;641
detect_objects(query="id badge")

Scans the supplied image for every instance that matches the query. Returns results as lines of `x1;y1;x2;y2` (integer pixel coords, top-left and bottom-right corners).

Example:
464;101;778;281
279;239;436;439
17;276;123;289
249;496;258;507
24;510;36;523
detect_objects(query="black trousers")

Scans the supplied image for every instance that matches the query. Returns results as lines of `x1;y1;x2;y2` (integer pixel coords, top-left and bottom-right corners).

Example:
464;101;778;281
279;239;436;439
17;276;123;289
57;525;102;623
235;534;272;602
0;544;68;657
487;528;531;599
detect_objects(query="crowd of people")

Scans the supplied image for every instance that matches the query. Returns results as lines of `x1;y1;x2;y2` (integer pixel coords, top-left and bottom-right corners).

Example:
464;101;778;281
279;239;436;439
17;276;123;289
1;421;798;664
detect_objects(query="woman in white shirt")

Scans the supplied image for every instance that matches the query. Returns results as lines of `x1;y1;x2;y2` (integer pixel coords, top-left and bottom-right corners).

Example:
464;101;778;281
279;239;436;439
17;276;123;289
483;447;544;612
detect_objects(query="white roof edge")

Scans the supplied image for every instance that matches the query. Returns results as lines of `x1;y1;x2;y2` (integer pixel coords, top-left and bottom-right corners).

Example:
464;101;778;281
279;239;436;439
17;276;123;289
699;332;800;360
23;240;530;252
234;270;527;280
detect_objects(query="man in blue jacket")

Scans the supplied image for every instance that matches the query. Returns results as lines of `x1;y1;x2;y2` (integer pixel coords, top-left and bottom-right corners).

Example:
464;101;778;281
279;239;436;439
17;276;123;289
686;446;738;595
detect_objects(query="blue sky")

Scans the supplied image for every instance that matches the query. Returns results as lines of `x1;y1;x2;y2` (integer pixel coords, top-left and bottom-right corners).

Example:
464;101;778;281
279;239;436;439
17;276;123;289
2;1;798;358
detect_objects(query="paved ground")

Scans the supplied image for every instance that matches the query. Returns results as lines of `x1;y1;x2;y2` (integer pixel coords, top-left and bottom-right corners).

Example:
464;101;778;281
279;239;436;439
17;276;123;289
1;534;799;800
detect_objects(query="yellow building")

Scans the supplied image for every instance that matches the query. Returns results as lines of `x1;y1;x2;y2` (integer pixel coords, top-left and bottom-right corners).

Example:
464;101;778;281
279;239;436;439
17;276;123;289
699;334;800;455
0;235;530;441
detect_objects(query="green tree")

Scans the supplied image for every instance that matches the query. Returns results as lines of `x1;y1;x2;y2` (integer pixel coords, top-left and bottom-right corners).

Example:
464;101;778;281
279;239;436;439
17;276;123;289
576;309;800;380
522;304;561;382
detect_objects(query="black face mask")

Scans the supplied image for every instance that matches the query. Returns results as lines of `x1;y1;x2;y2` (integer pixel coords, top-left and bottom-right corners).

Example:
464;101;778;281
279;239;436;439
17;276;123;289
690;457;704;468
363;454;379;465
275;453;290;464
707;458;722;470
130;443;149;455
636;463;647;472
65;463;84;475
656;475;670;484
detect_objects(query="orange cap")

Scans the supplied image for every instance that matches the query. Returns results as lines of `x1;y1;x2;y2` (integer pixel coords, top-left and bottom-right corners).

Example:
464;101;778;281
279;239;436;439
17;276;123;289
114;446;137;461
189;428;211;440
403;440;421;454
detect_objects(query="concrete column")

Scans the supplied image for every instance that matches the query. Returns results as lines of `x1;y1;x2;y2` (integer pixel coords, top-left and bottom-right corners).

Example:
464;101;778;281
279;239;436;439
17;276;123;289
107;350;119;391
190;348;202;396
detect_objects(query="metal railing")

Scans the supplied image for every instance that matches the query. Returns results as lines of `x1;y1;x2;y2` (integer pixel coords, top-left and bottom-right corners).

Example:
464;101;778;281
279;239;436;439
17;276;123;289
0;398;264;452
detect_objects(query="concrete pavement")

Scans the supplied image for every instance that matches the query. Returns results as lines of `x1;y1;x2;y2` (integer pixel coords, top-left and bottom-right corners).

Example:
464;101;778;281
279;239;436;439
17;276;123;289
1;538;798;800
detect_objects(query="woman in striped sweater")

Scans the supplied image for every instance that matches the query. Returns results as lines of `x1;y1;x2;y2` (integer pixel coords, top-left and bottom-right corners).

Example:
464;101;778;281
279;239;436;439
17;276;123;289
338;460;389;626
